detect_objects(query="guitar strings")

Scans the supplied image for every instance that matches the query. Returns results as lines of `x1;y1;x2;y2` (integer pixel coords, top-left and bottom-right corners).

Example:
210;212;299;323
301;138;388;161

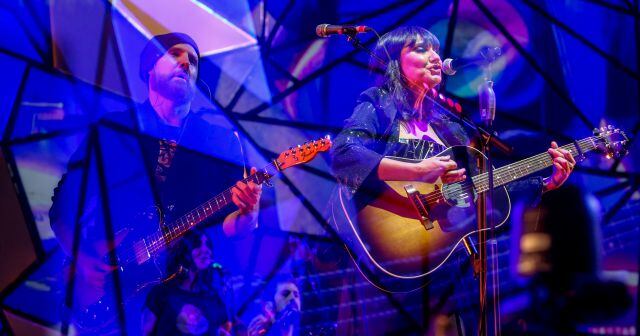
119;136;602;265
117;162;278;266
125;138;333;265
471;139;591;191
418;137;598;206
420;137;595;204
132;136;331;261
422;138;590;204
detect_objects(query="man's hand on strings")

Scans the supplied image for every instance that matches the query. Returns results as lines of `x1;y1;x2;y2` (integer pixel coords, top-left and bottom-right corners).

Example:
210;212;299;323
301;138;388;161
231;167;262;215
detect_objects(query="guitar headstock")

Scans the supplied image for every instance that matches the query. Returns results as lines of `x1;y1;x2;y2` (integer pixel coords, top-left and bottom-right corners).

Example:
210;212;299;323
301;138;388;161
593;125;629;159
276;136;332;170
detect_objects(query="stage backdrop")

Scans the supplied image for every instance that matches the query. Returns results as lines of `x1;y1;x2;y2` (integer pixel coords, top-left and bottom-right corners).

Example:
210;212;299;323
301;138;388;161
0;0;638;335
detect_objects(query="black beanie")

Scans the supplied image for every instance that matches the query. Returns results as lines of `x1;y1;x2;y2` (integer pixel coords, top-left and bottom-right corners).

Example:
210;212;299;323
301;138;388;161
139;32;200;81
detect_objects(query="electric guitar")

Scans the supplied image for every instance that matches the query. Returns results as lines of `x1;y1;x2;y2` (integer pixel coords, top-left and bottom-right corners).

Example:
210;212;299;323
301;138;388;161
68;136;332;331
332;126;628;292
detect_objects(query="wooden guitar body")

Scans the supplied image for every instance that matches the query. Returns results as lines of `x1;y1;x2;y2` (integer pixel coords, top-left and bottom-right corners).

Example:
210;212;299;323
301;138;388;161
333;126;628;292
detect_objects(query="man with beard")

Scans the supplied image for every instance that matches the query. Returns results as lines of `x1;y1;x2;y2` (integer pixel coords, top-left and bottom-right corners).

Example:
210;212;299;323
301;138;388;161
248;276;302;336
49;33;261;334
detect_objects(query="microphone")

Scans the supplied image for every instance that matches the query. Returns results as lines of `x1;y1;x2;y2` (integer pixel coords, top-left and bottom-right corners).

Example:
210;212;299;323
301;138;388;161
442;46;502;75
316;24;371;38
275;300;300;327
211;262;224;272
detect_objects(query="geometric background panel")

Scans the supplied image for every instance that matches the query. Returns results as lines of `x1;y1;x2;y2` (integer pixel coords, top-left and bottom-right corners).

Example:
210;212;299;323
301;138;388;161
0;5;47;63
112;0;256;57
3;308;61;336
1;0;639;334
0;151;36;294
0;54;27;138
2;249;66;329
208;46;272;111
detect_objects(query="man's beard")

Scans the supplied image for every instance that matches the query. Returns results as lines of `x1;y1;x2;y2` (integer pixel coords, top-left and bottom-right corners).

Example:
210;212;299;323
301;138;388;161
151;74;195;103
275;301;300;328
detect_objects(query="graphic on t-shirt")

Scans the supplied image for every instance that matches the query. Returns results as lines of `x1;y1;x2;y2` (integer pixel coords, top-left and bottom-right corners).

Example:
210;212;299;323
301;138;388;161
156;139;178;182
176;303;210;335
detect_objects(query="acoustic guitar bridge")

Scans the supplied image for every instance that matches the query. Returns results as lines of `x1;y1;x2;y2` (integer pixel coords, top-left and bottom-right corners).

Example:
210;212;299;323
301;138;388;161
404;184;434;230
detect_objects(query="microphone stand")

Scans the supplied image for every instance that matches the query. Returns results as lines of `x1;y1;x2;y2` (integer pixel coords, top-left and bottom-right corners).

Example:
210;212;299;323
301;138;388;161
343;32;389;67
476;64;501;336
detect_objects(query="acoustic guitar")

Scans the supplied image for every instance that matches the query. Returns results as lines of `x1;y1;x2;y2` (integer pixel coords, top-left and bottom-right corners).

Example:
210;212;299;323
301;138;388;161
332;126;628;292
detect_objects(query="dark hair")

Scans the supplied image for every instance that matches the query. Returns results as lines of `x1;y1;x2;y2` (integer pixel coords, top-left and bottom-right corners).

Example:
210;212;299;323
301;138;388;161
370;26;440;121
265;274;300;301
166;228;215;291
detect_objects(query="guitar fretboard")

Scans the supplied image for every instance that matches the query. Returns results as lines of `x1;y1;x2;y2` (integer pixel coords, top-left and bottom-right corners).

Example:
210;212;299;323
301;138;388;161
122;162;280;266
471;136;598;193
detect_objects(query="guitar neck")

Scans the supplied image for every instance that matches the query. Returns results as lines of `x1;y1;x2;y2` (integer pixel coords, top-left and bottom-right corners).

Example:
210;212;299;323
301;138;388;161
143;162;280;256
471;136;598;193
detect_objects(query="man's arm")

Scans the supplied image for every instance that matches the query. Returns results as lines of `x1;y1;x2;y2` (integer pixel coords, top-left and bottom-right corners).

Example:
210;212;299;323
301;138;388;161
222;209;259;237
